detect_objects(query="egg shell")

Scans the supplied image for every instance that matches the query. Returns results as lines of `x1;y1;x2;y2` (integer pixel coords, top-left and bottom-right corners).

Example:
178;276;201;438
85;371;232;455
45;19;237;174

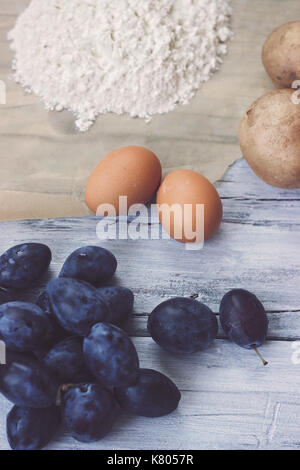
85;146;162;215
156;170;223;243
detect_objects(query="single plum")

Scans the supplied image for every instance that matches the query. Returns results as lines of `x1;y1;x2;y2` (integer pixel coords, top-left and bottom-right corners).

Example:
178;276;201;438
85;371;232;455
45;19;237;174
62;384;119;443
7;405;61;450
0;350;59;408
0;243;51;290
0;302;52;352
148;297;218;354
220;289;269;365
83;322;139;388
59;246;117;287
115;369;181;417
46;278;108;335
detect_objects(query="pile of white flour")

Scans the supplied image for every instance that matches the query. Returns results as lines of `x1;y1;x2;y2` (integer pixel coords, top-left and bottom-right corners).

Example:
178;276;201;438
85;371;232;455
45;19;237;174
8;0;233;132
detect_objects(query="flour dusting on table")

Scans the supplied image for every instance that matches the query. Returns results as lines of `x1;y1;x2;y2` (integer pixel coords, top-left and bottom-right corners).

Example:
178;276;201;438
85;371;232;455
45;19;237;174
8;0;233;132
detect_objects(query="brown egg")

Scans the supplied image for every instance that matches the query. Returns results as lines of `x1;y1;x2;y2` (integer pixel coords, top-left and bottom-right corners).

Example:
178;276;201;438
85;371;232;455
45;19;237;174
85;146;162;215
157;170;223;244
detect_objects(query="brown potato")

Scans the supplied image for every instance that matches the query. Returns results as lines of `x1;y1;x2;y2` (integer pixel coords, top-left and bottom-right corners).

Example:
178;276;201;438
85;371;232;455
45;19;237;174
262;22;300;88
239;89;300;189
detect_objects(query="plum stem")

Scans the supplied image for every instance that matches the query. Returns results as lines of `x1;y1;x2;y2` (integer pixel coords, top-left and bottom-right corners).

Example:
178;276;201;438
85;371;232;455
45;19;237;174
251;345;268;366
56;383;78;406
61;383;77;393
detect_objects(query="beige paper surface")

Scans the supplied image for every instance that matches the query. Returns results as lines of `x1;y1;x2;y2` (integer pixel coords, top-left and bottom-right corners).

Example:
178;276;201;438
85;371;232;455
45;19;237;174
0;0;295;221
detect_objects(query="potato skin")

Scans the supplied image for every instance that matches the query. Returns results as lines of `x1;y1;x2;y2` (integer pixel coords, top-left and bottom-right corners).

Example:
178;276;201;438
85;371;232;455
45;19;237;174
262;22;300;89
239;89;300;189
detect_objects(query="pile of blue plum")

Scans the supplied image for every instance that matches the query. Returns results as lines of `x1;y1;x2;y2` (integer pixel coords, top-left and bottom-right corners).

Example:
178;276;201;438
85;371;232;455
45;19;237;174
0;243;269;450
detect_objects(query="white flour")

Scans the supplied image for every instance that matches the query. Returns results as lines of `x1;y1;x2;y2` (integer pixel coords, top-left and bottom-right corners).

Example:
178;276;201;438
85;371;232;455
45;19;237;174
8;0;233;132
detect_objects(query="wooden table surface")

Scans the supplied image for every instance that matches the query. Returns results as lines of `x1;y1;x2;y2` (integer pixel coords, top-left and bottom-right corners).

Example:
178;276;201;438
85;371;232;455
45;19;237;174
1;0;300;220
0;158;299;450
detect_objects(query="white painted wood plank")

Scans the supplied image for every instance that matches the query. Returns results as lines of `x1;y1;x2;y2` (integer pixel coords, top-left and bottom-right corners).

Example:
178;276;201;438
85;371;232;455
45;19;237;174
0;215;298;314
0;338;299;450
0;159;299;450
222;198;300;227
216;159;300;200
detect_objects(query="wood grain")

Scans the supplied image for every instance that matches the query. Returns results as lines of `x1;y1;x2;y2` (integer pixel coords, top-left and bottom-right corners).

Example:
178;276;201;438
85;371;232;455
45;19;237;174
0;159;299;450
0;338;299;450
1;0;300;220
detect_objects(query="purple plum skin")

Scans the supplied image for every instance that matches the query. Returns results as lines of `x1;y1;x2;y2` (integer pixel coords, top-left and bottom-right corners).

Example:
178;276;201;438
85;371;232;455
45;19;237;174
115;368;181;417
46;278;109;335
0;243;51;290
220;289;268;349
0;302;52;352
147;297;218;355
62;384;119;443
7;405;61;450
83;322;139;388
0;350;59;408
59;246;117;287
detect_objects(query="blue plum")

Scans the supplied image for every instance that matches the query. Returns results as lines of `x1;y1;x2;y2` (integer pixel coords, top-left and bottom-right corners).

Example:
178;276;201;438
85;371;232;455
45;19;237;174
43;337;93;384
115;369;181;417
0;350;59;408
46;278;109;335
220;289;269;365
62;384;119;443
98;286;134;326
0;243;51;290
83;323;139;387
59;246;117;287
0;288;15;305
7;405;61;450
36;291;70;349
0;302;51;352
147;297;218;354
